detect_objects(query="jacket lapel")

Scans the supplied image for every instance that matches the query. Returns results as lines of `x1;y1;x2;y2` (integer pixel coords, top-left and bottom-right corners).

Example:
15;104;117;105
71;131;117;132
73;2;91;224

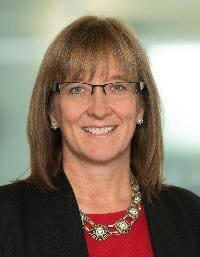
24;170;89;257
143;192;194;257
143;195;174;257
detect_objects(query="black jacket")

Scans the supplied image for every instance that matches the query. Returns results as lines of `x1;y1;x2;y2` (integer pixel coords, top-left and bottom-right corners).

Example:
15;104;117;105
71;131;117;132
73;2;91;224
0;170;199;257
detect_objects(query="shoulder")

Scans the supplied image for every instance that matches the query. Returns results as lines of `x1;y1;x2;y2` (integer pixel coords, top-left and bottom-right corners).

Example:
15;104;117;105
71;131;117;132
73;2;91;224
143;186;200;255
0;180;60;210
0;182;34;244
0;181;61;237
0;178;72;219
0;181;55;222
144;185;200;235
0;180;38;199
149;185;200;221
0;182;35;216
0;182;23;208
159;185;200;207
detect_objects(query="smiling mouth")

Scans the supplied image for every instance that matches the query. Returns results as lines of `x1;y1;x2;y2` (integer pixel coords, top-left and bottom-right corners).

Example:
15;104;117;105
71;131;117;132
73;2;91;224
82;126;117;135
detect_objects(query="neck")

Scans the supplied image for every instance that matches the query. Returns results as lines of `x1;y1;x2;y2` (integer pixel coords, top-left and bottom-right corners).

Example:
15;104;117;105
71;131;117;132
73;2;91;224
62;153;133;214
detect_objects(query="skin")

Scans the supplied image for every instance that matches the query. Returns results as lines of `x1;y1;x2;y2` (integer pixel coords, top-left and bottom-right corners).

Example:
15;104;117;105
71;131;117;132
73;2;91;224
49;59;144;214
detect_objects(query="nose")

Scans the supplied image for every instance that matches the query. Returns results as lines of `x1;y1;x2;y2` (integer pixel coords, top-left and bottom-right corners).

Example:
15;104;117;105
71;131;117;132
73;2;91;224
91;84;106;95
87;87;112;118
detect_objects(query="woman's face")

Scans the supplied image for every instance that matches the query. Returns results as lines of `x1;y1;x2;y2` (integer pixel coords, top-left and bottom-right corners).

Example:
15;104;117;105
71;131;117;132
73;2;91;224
49;59;144;164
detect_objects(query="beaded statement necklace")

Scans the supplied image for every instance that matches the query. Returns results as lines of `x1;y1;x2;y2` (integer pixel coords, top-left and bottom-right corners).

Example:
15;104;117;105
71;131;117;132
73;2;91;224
79;179;142;241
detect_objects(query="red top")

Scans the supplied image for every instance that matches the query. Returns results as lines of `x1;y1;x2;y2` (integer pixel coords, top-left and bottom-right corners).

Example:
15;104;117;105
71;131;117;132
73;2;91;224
84;206;154;257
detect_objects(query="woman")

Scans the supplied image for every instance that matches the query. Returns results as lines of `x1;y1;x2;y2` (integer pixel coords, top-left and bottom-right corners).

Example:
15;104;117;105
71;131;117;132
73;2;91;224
0;16;199;257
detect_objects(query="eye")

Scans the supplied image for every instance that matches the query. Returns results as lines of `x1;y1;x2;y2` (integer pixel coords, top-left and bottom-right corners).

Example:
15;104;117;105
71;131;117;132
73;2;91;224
110;83;127;93
70;86;85;94
65;83;88;95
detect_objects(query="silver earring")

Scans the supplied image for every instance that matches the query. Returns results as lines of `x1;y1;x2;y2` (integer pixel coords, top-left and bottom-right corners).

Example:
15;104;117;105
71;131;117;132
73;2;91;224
51;121;58;130
137;118;144;125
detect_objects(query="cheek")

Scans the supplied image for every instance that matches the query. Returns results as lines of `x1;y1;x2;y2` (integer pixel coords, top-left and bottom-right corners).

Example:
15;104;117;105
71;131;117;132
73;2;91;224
55;102;83;128
117;100;139;122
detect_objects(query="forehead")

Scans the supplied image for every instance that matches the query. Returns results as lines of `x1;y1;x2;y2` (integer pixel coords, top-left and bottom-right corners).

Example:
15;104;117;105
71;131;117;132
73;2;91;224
65;55;138;82
88;58;125;82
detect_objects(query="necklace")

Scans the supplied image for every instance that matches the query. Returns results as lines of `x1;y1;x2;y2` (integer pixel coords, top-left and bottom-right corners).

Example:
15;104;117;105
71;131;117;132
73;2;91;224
79;179;142;241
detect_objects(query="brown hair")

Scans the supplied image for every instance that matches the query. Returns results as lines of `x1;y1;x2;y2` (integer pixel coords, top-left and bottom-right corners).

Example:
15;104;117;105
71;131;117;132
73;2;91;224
26;15;164;200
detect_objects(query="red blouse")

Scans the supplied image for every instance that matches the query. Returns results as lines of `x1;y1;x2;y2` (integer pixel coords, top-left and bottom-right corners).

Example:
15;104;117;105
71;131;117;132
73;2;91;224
84;206;154;257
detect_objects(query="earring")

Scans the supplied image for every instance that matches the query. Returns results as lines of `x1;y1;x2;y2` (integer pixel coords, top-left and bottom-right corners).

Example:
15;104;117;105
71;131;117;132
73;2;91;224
137;118;144;126
51;121;58;130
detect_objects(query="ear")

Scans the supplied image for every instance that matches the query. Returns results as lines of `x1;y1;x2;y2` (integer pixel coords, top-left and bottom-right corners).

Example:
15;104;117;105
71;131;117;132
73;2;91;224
48;103;59;129
48;111;58;130
136;106;144;123
48;113;58;124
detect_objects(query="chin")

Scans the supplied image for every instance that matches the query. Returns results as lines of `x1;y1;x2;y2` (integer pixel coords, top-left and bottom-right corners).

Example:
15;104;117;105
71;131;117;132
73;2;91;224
80;147;129;164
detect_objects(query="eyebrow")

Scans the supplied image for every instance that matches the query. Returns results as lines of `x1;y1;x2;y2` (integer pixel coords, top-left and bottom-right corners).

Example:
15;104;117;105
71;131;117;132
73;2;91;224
108;75;127;81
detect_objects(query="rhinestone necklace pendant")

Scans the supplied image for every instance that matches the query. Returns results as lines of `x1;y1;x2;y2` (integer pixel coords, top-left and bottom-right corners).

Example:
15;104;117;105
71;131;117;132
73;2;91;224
114;219;131;234
90;225;110;240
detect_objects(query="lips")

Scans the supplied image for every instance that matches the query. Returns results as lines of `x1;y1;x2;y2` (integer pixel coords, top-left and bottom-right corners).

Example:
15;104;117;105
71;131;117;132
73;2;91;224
82;125;117;135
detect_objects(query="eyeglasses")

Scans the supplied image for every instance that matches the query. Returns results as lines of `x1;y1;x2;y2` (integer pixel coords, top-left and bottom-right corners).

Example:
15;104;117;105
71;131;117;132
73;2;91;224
49;81;145;100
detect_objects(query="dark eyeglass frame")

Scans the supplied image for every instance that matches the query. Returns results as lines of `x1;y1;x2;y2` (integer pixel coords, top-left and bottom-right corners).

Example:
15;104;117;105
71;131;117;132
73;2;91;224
49;81;146;95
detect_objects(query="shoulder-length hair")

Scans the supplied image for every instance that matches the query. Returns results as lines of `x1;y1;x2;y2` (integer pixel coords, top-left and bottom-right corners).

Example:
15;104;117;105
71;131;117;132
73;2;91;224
26;15;164;201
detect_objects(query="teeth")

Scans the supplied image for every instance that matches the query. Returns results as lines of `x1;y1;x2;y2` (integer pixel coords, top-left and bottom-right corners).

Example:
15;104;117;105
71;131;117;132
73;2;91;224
83;126;115;135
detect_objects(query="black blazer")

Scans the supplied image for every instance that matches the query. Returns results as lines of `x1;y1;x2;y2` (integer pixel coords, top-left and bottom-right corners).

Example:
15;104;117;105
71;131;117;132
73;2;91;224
0;170;199;257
